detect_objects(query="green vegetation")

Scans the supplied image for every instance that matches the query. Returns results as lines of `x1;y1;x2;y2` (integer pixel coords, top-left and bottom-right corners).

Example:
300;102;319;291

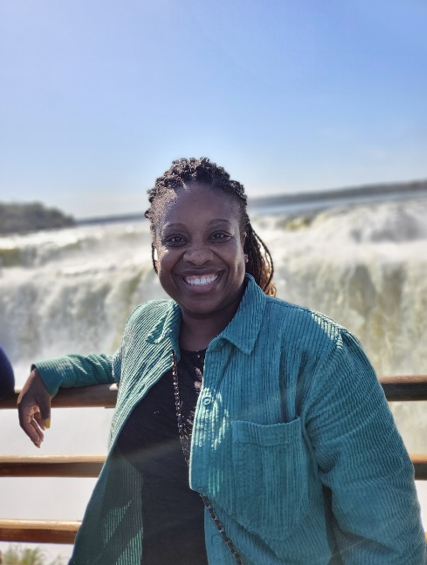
0;545;64;565
0;202;75;235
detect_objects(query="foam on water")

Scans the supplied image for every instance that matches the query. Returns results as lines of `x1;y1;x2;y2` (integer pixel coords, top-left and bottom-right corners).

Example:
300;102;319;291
1;198;426;560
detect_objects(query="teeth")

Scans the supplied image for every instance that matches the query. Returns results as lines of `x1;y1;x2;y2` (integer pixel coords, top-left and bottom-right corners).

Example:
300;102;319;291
185;274;218;286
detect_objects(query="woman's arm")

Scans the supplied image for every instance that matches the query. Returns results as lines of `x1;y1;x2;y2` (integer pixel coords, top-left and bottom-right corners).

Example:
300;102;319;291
305;329;426;564
17;351;119;447
34;352;117;396
17;301;158;447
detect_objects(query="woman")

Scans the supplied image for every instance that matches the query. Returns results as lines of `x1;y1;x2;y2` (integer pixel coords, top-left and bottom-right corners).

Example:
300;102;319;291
18;158;426;564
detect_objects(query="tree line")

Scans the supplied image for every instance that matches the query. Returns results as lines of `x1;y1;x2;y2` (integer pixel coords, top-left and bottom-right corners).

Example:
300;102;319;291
0;202;75;235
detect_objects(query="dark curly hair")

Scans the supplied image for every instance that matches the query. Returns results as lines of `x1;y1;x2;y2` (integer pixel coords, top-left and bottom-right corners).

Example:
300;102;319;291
145;157;276;296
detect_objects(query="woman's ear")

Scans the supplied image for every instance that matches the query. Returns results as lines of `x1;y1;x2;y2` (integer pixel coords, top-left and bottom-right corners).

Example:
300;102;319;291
151;242;159;274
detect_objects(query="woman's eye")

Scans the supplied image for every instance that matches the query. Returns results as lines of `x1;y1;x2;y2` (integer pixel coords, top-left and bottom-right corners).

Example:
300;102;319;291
211;232;231;241
163;236;186;246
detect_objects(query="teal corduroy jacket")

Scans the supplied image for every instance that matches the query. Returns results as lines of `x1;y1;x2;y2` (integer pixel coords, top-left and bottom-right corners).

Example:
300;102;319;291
36;275;426;564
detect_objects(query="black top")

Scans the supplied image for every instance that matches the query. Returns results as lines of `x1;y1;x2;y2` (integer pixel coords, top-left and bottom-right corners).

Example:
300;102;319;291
117;350;208;565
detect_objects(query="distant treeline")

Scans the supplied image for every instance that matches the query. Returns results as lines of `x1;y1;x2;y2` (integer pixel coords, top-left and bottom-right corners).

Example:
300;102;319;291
251;179;427;209
0;202;75;235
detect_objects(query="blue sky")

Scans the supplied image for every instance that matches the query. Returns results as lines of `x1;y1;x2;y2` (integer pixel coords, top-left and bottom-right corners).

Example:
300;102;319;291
1;0;426;218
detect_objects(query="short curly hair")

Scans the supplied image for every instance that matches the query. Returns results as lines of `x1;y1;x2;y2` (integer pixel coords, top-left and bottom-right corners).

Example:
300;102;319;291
145;157;276;296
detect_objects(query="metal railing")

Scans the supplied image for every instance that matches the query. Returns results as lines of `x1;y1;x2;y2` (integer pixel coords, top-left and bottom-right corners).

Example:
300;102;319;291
1;376;427;545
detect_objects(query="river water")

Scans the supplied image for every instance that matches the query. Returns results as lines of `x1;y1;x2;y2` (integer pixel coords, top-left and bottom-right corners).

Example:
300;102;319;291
1;196;426;560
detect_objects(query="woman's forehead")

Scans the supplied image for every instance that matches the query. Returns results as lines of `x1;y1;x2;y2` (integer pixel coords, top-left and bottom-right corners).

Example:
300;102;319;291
155;183;240;224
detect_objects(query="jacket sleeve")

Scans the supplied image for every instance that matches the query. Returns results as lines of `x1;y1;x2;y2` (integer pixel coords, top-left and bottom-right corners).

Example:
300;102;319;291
34;351;120;397
304;329;426;564
32;302;155;396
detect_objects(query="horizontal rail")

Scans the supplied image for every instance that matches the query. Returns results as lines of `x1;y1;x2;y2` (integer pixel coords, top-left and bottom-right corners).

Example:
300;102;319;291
410;454;427;481
0;455;105;478
0;384;117;409
0;519;426;545
0;376;427;410
0;453;426;479
381;375;427;401
0;519;80;544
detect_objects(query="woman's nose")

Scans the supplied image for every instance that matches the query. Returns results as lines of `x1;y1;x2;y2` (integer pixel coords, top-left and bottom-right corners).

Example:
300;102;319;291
183;244;214;265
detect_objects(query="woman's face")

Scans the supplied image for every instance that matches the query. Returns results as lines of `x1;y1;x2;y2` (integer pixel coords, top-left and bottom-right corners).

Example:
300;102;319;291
154;182;246;322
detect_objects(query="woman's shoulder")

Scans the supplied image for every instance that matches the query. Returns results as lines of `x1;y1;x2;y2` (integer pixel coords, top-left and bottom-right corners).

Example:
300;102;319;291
264;294;343;331
263;294;355;354
130;298;172;315
262;295;374;395
124;299;174;331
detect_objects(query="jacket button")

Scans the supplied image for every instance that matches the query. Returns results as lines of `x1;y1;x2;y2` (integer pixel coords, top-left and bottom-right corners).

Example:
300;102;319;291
202;396;212;406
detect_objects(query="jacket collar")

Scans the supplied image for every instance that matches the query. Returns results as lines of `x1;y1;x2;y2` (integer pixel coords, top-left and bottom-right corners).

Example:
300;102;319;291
145;274;267;355
145;300;182;353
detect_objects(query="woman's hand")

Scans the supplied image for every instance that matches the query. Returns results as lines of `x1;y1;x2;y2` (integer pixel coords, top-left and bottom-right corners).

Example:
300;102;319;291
17;368;51;448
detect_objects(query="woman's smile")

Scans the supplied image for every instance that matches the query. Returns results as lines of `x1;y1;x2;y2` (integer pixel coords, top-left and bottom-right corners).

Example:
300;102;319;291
183;273;219;287
177;271;223;298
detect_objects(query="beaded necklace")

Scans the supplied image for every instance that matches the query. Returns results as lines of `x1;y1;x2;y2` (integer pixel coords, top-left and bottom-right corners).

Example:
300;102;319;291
172;352;245;565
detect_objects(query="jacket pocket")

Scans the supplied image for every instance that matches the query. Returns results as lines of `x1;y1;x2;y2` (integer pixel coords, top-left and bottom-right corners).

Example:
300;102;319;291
231;417;309;540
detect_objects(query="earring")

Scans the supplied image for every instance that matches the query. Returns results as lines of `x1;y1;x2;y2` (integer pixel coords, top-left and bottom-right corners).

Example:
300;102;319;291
244;254;249;264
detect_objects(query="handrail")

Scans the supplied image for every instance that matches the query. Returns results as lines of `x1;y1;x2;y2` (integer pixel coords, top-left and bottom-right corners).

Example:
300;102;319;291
411;454;427;481
0;455;105;478
0;384;118;410
1;375;427;411
1;453;426;480
5;517;423;545
1;376;426;547
380;375;427;401
0;519;80;544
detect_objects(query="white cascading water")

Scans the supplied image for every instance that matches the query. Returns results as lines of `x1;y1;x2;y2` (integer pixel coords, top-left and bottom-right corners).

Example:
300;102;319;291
1;197;426;561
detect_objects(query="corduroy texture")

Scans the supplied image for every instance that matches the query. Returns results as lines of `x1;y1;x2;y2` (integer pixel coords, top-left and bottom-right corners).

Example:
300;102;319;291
35;275;426;565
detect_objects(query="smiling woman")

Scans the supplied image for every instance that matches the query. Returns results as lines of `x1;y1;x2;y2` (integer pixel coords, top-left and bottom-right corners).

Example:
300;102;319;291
16;158;426;565
152;184;247;349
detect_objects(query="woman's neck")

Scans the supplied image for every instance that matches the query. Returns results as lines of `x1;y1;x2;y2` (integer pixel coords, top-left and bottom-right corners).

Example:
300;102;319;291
179;307;237;351
179;317;223;351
